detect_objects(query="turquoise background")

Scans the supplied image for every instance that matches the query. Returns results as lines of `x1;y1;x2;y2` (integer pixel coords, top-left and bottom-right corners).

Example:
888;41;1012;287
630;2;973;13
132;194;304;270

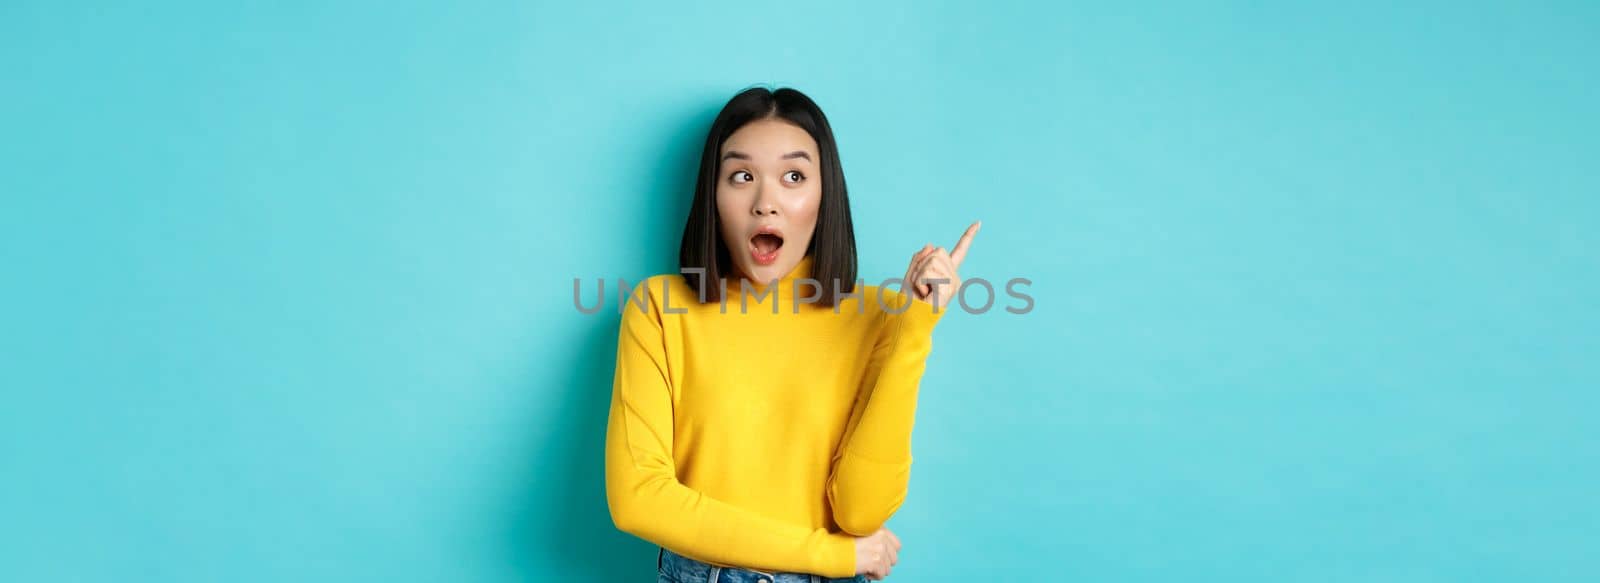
3;1;1596;581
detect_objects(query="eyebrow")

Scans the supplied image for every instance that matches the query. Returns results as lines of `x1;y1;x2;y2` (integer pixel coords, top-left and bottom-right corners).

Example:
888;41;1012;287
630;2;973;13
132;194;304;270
721;150;813;162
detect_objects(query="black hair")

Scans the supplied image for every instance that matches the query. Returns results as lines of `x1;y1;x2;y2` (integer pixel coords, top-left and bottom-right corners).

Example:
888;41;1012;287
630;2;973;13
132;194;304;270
678;86;858;306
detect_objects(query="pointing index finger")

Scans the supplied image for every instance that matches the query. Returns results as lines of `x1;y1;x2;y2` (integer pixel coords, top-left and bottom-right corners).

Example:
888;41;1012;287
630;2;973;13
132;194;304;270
949;220;981;268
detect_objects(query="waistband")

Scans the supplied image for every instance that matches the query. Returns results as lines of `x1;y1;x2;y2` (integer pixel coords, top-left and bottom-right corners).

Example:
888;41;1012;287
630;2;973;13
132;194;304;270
658;546;864;583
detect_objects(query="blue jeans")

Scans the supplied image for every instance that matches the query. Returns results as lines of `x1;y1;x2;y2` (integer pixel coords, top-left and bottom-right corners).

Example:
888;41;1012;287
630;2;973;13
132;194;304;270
657;547;868;583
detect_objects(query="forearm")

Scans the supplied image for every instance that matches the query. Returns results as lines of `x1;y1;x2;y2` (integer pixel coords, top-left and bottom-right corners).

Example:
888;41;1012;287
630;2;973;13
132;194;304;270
606;396;857;577
827;292;943;534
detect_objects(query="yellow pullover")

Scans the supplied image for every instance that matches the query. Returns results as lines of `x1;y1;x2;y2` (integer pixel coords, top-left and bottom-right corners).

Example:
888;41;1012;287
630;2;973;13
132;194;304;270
604;254;945;577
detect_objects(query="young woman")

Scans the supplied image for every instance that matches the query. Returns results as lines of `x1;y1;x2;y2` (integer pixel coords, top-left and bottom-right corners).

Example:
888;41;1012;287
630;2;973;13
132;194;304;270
604;86;979;582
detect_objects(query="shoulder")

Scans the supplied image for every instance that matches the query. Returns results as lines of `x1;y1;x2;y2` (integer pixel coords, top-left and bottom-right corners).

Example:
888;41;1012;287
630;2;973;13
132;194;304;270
632;273;684;296
843;283;910;318
617;273;713;321
613;274;691;337
623;273;698;306
854;282;945;326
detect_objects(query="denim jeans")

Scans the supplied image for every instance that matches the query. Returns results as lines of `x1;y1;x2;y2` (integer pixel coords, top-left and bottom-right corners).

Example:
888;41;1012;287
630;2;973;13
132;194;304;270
657;547;869;583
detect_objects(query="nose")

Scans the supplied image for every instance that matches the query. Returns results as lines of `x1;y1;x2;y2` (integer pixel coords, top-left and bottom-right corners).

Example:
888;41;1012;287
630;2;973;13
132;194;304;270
751;193;779;217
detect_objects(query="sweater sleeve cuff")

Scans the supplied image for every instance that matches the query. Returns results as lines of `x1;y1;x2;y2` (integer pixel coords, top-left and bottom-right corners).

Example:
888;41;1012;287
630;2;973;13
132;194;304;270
813;531;857;578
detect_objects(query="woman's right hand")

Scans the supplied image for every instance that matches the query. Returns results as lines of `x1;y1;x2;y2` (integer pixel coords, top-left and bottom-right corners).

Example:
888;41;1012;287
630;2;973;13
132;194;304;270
853;527;901;580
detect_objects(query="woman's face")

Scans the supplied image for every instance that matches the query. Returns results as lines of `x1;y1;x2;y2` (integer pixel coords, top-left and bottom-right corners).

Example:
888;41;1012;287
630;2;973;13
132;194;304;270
716;118;822;283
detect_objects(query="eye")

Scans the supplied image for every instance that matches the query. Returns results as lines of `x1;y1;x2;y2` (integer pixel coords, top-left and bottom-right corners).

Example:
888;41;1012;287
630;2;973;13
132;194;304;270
783;171;805;183
729;170;752;184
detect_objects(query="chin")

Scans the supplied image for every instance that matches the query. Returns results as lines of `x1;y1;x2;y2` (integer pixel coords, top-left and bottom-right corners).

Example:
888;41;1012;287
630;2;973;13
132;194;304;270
744;265;779;282
738;260;783;282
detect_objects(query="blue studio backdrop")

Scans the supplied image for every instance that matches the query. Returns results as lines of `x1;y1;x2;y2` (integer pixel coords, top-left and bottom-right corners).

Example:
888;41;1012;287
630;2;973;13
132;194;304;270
2;1;1596;581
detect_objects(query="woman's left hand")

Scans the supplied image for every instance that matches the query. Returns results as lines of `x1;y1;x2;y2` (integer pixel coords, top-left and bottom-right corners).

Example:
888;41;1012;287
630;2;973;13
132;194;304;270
903;220;980;310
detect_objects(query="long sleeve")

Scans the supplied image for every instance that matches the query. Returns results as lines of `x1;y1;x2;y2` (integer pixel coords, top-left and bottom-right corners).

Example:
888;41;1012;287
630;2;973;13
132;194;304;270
825;289;946;535
604;279;858;577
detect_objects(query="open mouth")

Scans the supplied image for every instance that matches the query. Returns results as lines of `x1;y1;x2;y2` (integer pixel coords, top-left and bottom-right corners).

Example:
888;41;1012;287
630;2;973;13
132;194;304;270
749;230;784;266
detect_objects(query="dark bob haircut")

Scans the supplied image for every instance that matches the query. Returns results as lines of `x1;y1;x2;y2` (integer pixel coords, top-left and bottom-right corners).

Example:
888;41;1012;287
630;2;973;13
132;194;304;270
678;86;858;306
